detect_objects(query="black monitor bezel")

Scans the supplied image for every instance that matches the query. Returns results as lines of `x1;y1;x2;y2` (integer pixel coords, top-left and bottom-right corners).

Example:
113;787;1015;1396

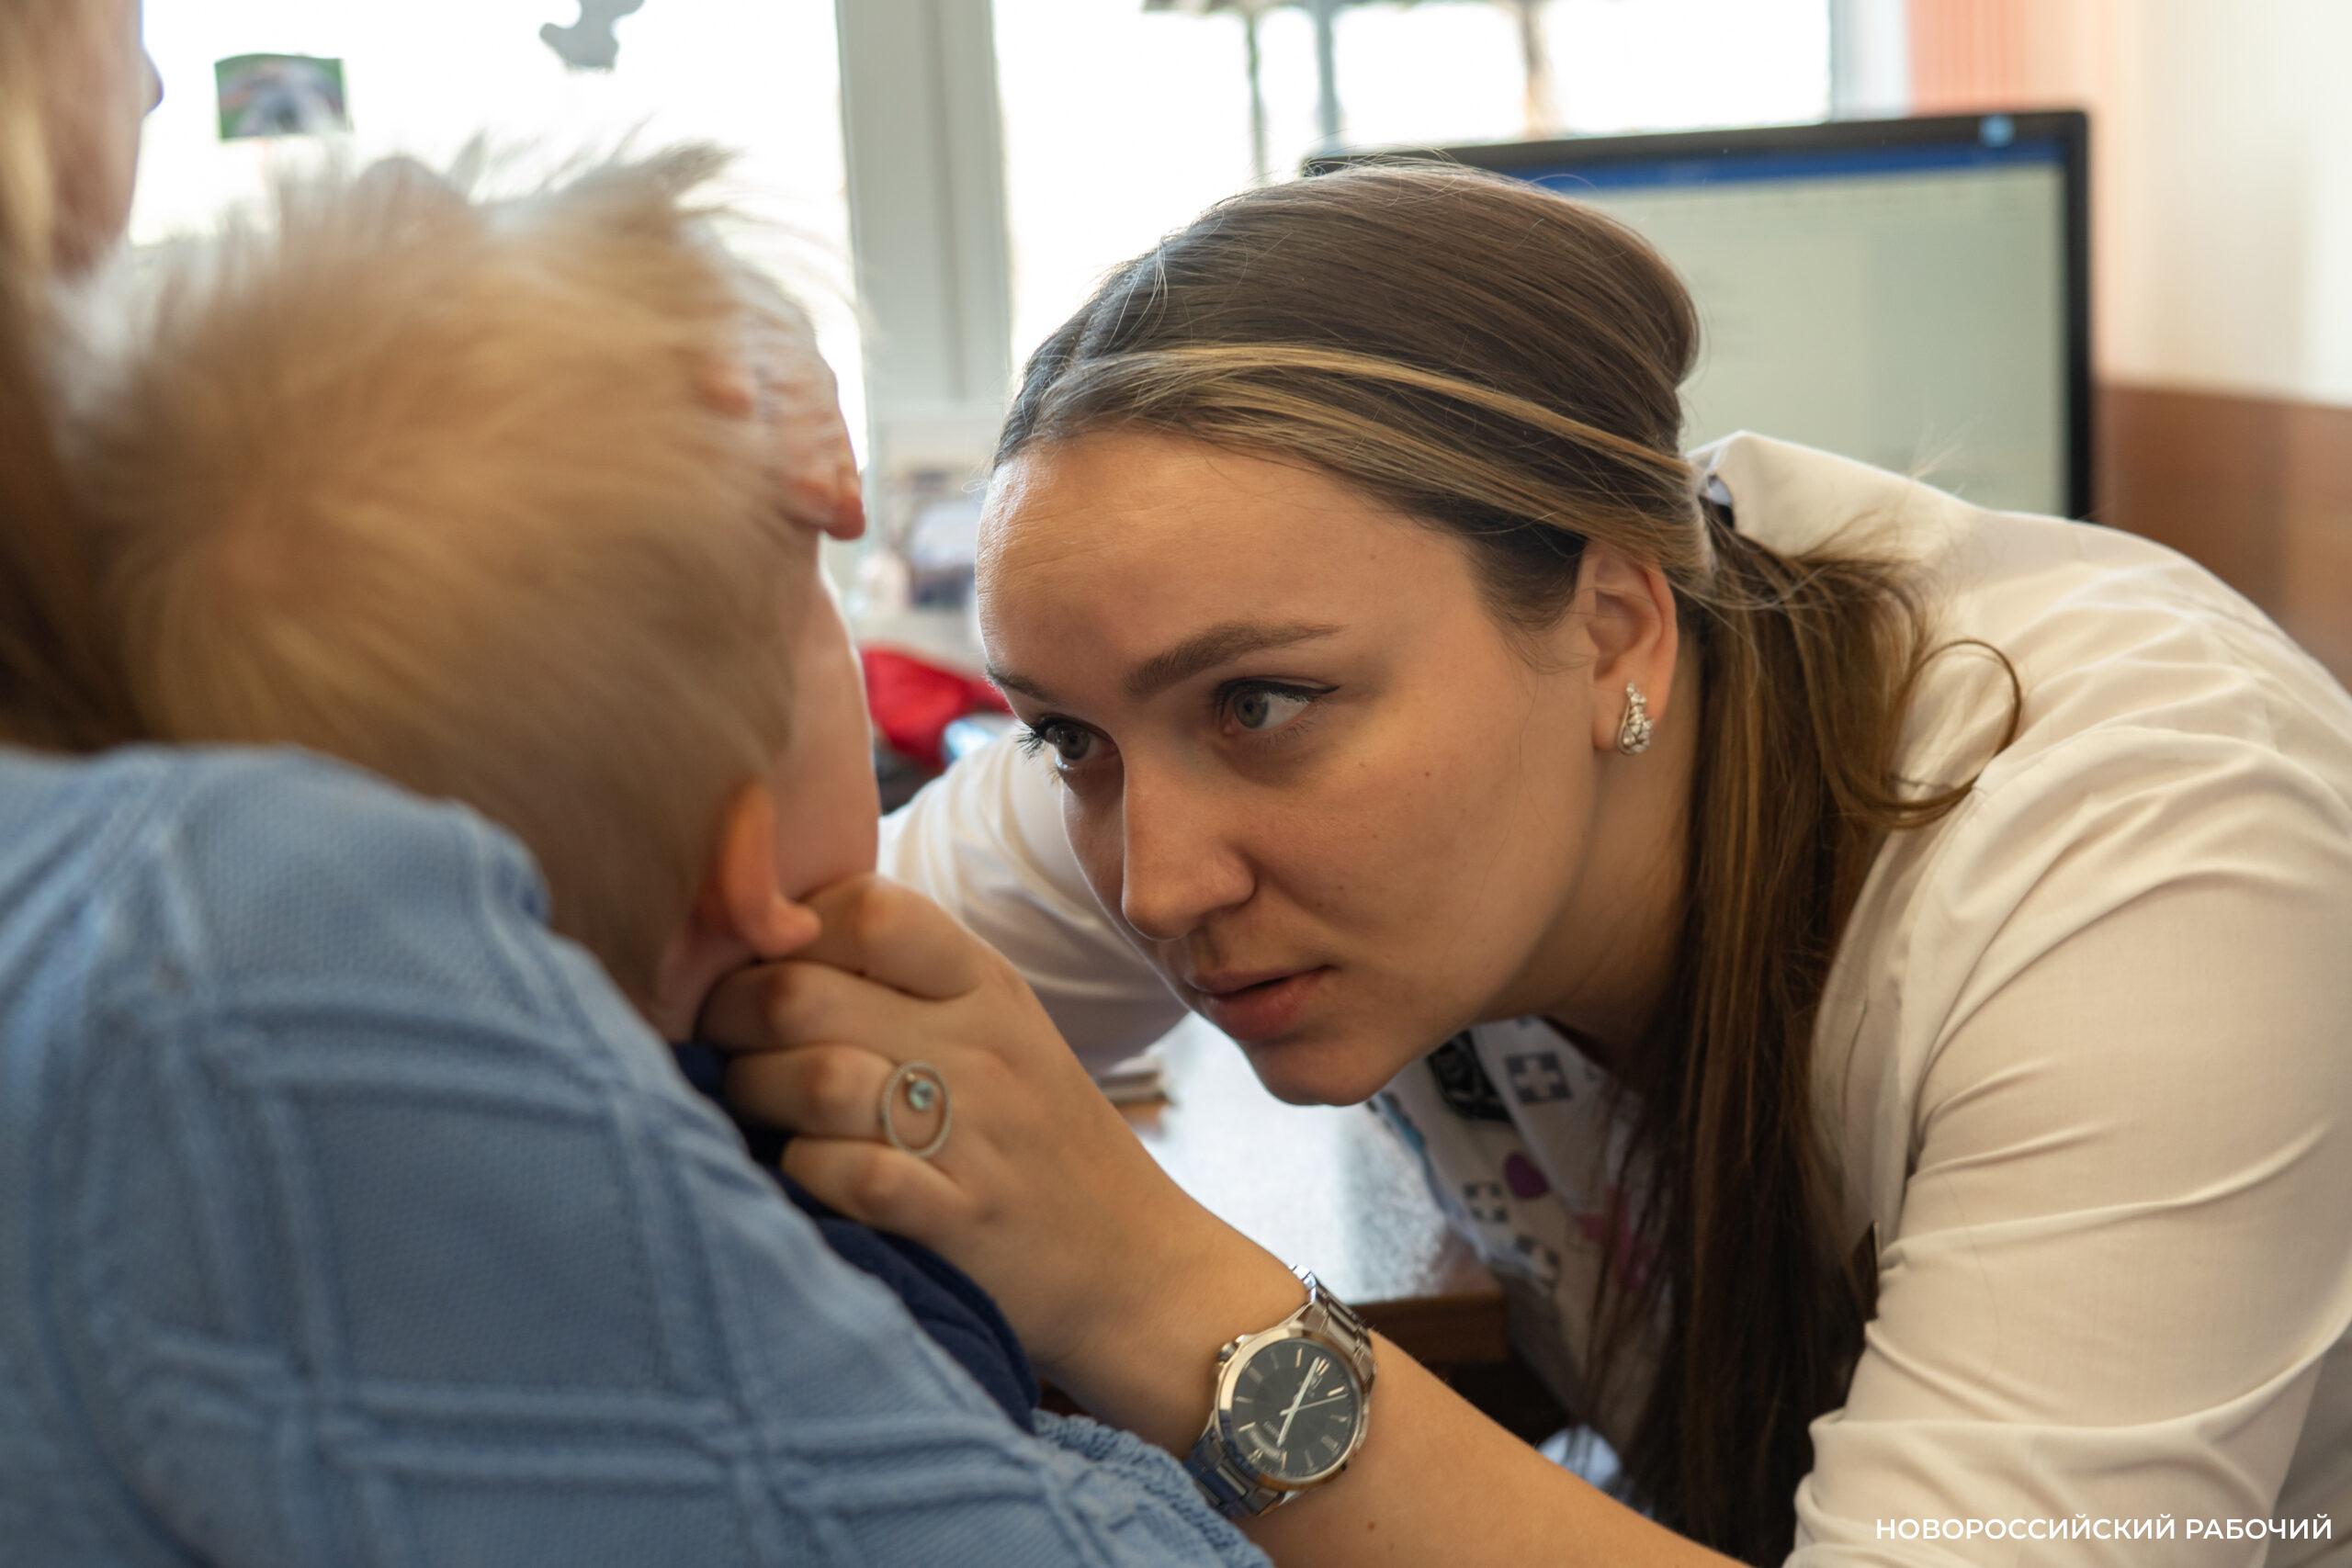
1308;110;2094;520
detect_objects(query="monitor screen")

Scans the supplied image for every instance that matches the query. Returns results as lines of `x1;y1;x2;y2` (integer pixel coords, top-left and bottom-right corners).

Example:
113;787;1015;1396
1322;116;2089;519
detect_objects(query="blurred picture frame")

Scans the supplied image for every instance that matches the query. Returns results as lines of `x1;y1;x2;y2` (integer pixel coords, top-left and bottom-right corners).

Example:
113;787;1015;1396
215;54;350;141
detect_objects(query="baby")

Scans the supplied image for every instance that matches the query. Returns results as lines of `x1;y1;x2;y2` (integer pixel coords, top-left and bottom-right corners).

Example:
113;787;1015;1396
65;149;1036;1427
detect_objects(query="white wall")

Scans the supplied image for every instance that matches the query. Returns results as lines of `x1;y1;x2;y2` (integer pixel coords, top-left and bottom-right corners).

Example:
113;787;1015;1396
2092;0;2352;404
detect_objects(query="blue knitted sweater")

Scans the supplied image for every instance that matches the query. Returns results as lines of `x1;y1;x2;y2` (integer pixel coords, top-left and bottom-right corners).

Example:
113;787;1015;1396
0;745;1262;1568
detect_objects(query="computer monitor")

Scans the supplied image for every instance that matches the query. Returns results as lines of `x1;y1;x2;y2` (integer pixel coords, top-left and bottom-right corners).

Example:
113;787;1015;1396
1311;112;2092;519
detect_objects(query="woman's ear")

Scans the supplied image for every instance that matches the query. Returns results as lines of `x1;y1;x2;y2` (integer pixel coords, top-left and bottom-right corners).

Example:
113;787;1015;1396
1575;542;1681;747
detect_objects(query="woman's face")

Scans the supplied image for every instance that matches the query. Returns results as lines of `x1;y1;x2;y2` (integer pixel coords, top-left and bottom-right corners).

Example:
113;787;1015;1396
43;0;162;275
978;434;1606;1105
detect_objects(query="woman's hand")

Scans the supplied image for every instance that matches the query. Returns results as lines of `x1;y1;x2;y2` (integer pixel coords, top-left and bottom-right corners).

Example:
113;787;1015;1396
696;875;1289;1396
698;886;1723;1568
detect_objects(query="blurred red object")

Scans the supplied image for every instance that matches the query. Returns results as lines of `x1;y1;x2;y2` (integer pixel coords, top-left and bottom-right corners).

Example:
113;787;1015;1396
860;646;1011;773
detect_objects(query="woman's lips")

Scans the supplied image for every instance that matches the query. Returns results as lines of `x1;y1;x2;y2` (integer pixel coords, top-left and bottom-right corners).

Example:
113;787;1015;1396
1192;966;1329;1043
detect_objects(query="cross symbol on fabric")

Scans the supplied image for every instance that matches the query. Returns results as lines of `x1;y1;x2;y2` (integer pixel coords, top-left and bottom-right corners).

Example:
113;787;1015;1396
1510;1235;1564;1292
1504;1050;1573;1105
1462;1180;1510;1224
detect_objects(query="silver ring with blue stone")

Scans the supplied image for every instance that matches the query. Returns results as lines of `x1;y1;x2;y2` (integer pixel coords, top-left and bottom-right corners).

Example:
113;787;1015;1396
877;1060;952;1159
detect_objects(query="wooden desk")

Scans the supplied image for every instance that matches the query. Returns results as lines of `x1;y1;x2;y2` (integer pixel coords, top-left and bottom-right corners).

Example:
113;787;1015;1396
1118;1017;1509;1373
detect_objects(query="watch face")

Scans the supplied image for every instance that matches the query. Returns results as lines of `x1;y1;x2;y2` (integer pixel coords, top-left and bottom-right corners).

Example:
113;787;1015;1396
1227;1337;1363;1483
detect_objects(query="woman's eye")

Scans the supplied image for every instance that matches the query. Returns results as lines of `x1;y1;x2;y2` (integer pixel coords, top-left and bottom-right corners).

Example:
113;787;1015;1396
1018;720;1098;767
1225;685;1317;735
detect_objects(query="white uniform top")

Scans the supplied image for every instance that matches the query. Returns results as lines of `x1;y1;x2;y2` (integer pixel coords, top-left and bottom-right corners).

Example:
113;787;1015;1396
881;432;2352;1563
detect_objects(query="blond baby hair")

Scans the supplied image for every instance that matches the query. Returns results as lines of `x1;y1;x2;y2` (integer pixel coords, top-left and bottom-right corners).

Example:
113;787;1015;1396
73;149;808;995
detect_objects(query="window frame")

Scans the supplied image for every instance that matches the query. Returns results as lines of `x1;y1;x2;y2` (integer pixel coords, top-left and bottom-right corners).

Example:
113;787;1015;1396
832;0;1883;461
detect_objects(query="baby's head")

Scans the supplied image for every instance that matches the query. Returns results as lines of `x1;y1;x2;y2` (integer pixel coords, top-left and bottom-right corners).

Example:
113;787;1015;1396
72;149;877;1028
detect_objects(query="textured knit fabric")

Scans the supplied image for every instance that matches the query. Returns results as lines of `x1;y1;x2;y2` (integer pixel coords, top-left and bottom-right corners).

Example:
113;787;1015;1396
669;1042;1039;1429
0;744;1264;1568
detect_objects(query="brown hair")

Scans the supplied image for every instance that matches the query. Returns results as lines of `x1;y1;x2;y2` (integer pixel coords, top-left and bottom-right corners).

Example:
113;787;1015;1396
999;164;2018;1563
68;150;805;994
0;0;140;750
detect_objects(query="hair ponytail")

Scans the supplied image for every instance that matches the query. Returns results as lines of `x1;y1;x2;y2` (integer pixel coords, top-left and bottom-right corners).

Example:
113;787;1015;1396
1609;514;2018;1554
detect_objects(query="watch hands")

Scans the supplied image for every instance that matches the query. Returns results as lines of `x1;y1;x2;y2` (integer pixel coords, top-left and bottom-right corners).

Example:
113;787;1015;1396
1272;1369;1320;1448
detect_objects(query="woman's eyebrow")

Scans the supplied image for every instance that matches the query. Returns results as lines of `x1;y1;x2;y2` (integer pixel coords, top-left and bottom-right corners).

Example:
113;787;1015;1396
989;620;1342;706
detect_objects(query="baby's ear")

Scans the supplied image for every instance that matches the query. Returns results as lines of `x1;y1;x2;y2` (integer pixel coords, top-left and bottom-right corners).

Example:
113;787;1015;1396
699;782;823;960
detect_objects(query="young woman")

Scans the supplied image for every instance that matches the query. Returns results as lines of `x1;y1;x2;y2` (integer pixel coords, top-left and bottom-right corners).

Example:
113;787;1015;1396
709;167;2352;1563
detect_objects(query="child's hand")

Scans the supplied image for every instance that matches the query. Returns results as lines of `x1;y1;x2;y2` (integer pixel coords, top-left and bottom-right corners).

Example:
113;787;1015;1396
696;874;1263;1387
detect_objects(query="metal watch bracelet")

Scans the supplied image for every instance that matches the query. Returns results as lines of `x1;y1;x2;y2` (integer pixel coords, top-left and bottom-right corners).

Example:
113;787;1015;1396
1185;1268;1377;1521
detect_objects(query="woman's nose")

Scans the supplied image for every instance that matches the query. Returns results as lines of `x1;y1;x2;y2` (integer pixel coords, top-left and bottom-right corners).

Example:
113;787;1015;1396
1115;772;1252;943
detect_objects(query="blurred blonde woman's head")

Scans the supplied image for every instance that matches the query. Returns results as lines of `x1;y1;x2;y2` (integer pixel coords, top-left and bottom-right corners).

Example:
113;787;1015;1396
0;0;155;750
0;0;159;277
71;149;840;997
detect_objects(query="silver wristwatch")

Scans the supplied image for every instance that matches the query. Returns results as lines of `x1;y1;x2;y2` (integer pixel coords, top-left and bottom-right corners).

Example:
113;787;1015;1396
1183;1267;1377;1520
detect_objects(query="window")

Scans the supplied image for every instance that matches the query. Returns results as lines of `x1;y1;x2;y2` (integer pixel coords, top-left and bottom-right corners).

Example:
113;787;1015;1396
995;0;1830;369
992;2;1265;372
124;2;1839;466
1539;0;1831;135
132;0;865;445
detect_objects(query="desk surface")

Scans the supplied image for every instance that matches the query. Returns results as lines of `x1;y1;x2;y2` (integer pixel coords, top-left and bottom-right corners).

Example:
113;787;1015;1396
1118;1018;1507;1371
